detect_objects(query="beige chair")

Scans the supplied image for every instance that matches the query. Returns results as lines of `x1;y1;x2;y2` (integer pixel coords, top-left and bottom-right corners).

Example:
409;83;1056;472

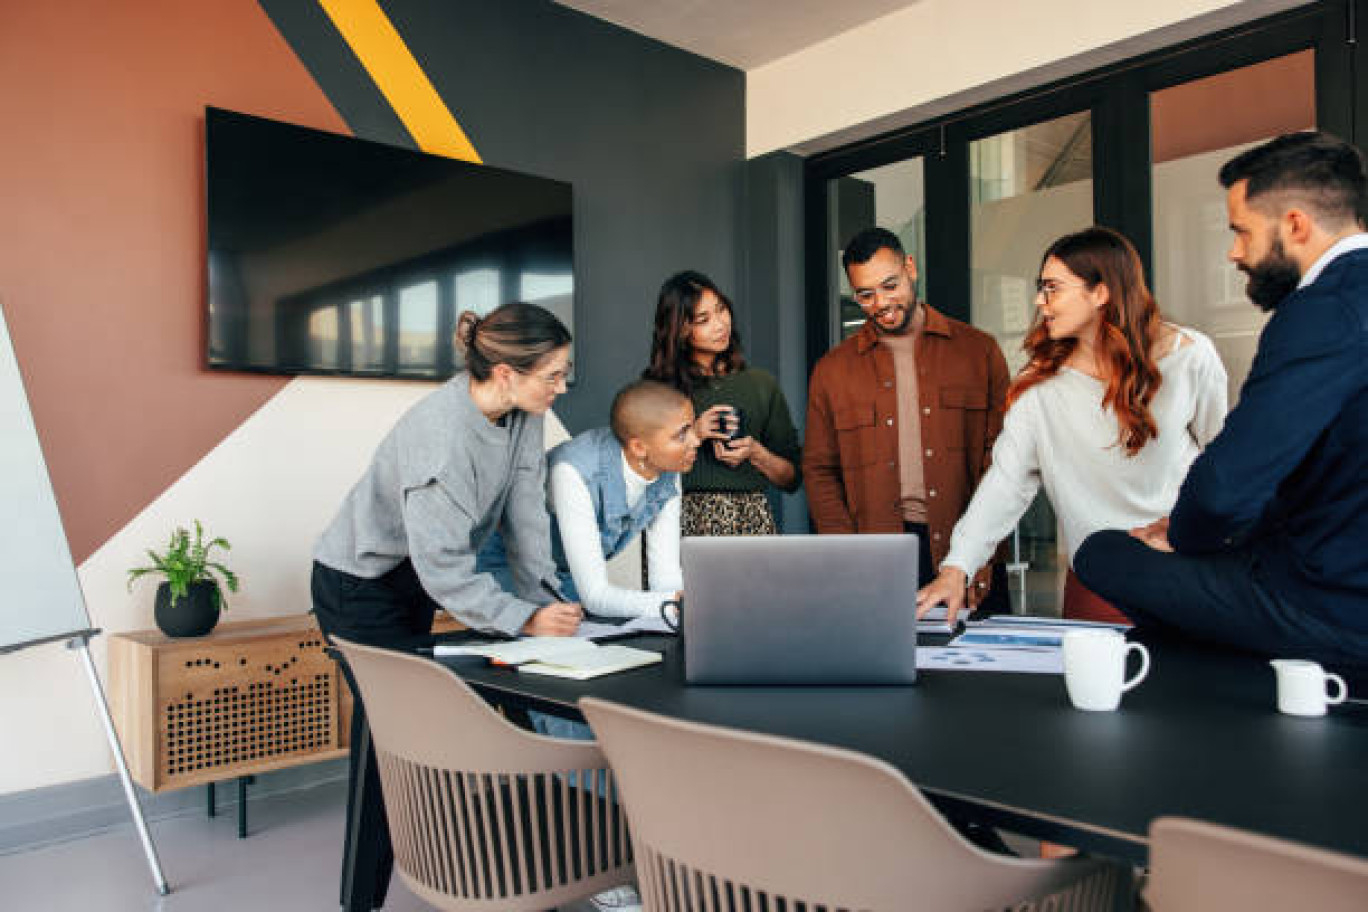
580;697;1131;911
333;639;634;911
1144;816;1368;911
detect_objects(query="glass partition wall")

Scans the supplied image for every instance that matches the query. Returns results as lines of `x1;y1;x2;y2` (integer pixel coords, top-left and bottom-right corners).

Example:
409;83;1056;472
808;2;1347;615
1151;51;1317;406
969;111;1094;613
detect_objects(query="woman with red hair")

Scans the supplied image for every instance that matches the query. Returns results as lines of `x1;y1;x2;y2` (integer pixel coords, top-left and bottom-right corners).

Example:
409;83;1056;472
916;226;1228;623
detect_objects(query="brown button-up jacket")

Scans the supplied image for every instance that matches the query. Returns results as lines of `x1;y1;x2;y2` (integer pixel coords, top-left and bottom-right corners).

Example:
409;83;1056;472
804;306;1010;586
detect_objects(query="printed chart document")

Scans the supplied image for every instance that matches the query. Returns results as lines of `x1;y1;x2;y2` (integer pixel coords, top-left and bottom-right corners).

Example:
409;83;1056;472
917;602;959;636
953;625;1071;648
922;616;1127;673
977;615;1130;630
574;613;675;641
919;646;1063;674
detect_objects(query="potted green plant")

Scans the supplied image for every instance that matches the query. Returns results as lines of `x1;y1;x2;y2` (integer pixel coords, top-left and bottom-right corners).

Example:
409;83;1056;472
127;521;239;637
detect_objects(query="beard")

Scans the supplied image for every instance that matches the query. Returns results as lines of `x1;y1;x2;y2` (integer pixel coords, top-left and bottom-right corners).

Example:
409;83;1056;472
870;299;915;335
1240;238;1302;313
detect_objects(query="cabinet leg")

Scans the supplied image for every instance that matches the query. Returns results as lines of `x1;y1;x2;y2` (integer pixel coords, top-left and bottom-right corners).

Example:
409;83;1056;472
237;776;250;839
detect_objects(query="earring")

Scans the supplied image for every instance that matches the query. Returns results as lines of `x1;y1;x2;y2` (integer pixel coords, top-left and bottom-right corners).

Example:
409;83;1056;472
639;458;650;474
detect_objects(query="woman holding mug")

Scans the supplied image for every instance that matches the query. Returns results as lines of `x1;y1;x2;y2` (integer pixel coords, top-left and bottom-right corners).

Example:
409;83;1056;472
644;270;802;536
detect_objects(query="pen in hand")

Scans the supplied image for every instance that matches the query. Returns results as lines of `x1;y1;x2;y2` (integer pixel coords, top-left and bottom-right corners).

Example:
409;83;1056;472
523;579;582;637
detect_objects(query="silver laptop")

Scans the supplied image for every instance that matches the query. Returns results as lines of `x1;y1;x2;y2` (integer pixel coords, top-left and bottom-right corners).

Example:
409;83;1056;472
681;534;919;685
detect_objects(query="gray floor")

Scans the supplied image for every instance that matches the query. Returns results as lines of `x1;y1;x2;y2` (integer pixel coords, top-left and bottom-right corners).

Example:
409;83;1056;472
0;780;600;911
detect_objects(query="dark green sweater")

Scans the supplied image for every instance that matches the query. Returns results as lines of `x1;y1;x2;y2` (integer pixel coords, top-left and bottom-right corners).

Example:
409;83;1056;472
686;367;802;494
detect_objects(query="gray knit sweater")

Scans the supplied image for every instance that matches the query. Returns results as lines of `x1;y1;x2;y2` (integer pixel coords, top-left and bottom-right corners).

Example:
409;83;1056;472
314;372;558;635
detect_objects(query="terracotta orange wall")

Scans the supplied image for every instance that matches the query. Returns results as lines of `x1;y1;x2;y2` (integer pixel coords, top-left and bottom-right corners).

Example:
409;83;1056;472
1152;50;1315;164
0;1;346;562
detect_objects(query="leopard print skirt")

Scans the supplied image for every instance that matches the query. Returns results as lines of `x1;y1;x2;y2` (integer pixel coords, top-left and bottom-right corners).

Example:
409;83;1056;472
681;491;777;537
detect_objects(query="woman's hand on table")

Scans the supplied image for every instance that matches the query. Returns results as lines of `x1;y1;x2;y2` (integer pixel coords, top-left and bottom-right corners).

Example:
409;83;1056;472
916;566;968;625
522;602;583;636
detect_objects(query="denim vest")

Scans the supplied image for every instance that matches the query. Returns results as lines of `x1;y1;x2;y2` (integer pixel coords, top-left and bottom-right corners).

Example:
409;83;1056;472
549;427;679;564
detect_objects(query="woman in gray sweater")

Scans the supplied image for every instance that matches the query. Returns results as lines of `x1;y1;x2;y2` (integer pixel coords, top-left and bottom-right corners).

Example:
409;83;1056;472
312;301;583;645
312;302;583;909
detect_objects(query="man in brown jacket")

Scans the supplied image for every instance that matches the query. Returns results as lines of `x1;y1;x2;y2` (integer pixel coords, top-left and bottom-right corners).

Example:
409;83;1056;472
805;227;1011;613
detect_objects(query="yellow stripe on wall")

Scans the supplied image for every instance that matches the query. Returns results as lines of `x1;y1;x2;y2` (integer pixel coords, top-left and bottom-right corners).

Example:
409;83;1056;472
317;0;481;163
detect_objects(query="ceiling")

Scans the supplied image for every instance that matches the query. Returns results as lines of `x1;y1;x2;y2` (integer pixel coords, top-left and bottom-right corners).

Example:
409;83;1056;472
555;0;922;70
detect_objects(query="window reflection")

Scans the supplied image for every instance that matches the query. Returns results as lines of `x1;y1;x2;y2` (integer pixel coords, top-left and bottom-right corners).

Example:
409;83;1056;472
971;111;1093;376
348;294;384;372
272;217;573;378
308;307;339;368
454;268;499;316
1151;51;1315;405
397;280;438;374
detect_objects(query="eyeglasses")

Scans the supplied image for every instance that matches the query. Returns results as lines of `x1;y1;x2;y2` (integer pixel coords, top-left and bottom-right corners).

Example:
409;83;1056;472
853;276;907;309
1034;279;1088;303
518;365;571;388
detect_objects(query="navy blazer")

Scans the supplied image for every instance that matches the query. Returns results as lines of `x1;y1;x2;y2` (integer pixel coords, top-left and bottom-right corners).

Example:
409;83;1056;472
1170;245;1368;633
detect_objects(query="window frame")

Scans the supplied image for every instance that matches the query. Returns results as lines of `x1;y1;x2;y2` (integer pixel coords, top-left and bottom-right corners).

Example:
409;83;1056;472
804;1;1355;371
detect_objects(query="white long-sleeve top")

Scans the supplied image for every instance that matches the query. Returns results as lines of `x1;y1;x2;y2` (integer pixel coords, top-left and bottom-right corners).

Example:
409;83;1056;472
549;454;683;618
943;326;1229;577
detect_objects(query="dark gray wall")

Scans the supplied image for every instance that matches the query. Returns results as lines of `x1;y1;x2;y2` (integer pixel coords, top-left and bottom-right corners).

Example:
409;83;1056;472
743;151;809;532
260;0;745;434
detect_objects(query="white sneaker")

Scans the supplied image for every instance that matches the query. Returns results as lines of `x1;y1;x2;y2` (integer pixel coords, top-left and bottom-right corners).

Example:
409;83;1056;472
589;885;642;911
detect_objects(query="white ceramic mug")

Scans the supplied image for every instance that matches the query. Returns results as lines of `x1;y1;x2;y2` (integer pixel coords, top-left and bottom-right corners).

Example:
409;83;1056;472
1269;659;1348;717
1063;630;1150;711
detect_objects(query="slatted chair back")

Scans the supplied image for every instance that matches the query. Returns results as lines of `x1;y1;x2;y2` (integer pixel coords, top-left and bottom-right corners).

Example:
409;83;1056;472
581;696;1131;912
335;639;633;911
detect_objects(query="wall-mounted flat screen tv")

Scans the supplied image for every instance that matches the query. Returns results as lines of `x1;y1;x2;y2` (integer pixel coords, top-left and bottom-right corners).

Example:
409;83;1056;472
205;107;573;379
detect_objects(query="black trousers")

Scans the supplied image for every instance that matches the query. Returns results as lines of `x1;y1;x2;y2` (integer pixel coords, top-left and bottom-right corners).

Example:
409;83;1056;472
312;560;439;910
1074;530;1368;671
904;522;1010;617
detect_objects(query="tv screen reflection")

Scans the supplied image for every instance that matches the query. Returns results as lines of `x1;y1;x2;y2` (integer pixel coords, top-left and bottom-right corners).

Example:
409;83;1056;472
205;107;574;379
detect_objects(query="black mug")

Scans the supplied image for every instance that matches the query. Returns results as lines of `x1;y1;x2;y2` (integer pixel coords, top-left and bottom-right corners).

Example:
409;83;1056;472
721;406;746;449
659;597;683;633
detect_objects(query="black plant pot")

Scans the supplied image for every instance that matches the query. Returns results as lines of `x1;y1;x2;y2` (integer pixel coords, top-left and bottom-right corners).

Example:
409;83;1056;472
154;581;221;638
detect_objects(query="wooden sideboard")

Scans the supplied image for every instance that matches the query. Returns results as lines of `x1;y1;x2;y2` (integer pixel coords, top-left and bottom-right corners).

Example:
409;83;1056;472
107;615;348;794
107;611;467;793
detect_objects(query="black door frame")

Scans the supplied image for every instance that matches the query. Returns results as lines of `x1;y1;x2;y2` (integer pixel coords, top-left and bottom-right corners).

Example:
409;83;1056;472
804;1;1358;370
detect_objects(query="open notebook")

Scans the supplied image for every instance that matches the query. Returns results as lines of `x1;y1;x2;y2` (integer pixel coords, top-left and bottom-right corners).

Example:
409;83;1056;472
434;637;661;680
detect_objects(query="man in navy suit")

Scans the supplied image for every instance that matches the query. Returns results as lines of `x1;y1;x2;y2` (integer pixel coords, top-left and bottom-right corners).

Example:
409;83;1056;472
1075;131;1368;668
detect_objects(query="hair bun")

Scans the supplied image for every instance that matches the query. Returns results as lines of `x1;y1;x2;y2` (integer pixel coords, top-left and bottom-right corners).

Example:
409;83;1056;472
455;310;481;354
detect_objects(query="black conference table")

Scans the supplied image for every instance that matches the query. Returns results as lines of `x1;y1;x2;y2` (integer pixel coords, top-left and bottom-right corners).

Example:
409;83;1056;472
438;630;1368;864
340;629;1368;910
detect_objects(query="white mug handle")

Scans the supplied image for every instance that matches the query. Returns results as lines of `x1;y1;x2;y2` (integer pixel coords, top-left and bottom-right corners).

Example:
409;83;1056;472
1325;673;1348;705
1122;642;1151;692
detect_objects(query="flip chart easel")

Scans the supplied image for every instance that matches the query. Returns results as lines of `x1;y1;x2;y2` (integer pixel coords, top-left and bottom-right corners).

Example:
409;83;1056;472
0;300;167;894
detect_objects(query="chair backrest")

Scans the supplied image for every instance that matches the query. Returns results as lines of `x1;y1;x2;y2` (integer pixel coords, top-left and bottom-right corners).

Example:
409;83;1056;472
580;697;1127;912
1146;816;1368;911
335;639;633;911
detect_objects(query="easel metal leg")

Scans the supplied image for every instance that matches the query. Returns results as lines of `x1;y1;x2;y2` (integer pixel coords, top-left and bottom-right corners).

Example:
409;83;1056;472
69;635;170;896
